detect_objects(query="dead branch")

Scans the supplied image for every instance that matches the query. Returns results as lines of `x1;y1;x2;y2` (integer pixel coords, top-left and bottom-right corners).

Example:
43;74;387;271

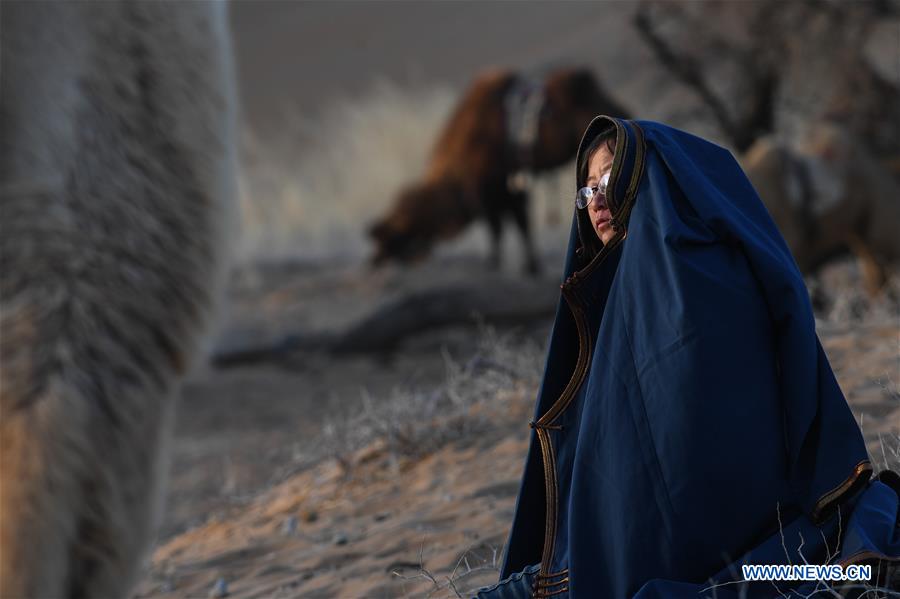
633;0;899;157
632;2;744;148
330;279;558;354
210;279;559;366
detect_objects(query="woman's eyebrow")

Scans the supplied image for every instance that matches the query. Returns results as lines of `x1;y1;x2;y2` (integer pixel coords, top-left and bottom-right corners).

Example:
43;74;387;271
586;174;597;184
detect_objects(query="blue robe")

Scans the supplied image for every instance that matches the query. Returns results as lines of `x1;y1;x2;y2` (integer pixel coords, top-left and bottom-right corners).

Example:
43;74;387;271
498;116;900;597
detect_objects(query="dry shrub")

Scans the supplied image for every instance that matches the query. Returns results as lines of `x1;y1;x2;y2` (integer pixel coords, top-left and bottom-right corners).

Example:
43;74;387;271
809;259;900;324
322;322;543;469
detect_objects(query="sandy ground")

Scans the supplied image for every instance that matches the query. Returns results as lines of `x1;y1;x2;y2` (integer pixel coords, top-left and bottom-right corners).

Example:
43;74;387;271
132;250;900;599
154;248;563;542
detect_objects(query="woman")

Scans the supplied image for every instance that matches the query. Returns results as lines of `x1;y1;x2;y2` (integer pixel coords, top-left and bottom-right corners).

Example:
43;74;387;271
477;116;900;598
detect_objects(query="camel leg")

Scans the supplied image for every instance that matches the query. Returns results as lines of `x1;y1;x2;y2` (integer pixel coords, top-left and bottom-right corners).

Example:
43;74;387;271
846;233;887;297
484;203;504;271
507;189;541;276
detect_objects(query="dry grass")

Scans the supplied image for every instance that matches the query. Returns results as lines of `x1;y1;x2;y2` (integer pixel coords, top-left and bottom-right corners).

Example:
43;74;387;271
810;260;900;325
321;321;543;471
701;505;900;599
391;538;505;599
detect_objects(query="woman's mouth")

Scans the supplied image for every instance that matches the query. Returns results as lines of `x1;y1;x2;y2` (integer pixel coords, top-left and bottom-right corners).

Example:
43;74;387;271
595;211;611;229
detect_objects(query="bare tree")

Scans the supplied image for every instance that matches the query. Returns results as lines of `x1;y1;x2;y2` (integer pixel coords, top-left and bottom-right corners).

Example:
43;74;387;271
633;0;900;162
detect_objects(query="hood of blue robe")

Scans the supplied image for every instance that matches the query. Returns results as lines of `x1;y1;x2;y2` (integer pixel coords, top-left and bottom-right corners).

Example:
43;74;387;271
498;116;898;597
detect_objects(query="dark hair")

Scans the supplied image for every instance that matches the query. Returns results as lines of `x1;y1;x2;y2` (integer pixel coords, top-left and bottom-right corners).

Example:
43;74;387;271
576;125;617;260
577;125;617;188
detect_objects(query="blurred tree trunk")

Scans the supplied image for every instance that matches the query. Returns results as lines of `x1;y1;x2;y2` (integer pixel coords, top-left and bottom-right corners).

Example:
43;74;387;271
633;0;900;165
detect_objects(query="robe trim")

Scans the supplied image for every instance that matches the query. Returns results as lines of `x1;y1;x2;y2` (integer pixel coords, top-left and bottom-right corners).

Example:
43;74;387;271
535;577;569;587
533;587;568;598
534;426;559;577
534;284;592;427
577;121;645;281
527;116;648;582
836;549;900;590
532;568;570;598
838;549;900;569
811;459;873;524
608;121;646;234
541;568;569;578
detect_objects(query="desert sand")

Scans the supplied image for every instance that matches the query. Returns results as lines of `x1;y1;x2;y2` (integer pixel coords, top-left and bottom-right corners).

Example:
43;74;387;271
133;251;900;599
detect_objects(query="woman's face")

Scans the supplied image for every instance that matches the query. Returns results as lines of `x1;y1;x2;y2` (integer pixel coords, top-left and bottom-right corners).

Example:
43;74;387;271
586;144;616;245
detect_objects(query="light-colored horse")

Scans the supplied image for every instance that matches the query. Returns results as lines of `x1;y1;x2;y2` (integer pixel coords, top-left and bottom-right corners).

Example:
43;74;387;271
0;2;237;596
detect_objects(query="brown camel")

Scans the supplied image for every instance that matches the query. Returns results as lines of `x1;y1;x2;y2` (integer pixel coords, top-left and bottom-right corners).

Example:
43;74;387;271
368;67;630;274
